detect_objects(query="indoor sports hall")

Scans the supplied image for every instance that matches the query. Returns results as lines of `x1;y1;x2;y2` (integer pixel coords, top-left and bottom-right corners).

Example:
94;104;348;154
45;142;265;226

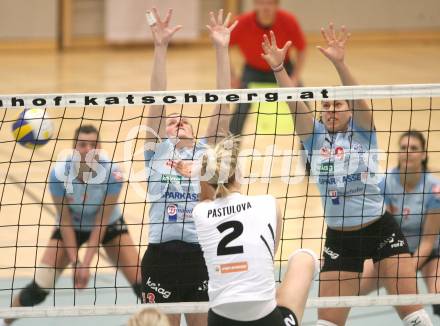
0;1;440;325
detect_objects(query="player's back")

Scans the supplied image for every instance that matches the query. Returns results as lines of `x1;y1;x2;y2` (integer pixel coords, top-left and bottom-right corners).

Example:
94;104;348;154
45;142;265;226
193;193;277;309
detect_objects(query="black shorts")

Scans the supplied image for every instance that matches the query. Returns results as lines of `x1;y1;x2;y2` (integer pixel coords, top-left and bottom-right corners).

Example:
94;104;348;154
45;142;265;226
208;306;298;326
322;212;410;273
51;217;129;246
141;240;209;304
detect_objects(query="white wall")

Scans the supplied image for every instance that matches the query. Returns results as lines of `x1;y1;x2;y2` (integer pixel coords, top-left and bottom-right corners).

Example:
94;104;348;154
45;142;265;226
105;0;200;43
243;0;440;32
0;0;57;39
1;0;439;42
73;0;105;37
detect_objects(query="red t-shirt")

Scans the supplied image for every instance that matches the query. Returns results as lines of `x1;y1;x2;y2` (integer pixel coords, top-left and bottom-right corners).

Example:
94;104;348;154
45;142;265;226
230;10;306;72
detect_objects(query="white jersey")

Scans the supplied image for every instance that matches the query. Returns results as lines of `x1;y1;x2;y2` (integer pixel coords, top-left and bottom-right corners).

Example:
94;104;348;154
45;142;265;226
193;193;277;313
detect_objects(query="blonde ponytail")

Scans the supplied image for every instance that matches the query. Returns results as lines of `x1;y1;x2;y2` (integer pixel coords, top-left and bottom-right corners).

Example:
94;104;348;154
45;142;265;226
201;135;241;198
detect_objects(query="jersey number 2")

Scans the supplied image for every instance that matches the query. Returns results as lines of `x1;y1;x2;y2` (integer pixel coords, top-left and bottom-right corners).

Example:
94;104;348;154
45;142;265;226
217;221;244;256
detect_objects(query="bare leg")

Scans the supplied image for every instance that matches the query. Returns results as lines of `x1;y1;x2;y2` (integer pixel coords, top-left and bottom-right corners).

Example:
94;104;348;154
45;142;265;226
378;254;423;319
185;313;208;326
5;238;70;324
421;258;440;316
276;249;317;323
421;258;440;294
317;271;361;326
359;259;381;295
166;314;181;326
103;233;141;286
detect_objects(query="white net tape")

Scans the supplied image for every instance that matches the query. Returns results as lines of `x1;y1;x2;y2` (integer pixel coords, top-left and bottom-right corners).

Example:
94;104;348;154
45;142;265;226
0;84;439;107
2;294;440;318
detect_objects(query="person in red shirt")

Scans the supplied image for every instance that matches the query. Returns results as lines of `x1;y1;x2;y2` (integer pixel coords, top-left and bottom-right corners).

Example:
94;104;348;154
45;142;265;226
229;0;307;136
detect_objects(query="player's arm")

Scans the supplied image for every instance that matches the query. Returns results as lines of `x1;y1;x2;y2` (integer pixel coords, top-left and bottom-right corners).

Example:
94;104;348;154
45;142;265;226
286;17;307;86
49;168;79;265
146;8;182;140
289;48;306;86
205;10;238;144
261;31;314;141
53;195;79;265
75;193;120;288
77;167;123;288
414;210;440;269
317;24;373;131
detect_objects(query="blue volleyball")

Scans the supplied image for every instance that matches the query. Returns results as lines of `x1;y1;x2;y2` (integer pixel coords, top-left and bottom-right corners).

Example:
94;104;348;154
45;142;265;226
12;108;53;149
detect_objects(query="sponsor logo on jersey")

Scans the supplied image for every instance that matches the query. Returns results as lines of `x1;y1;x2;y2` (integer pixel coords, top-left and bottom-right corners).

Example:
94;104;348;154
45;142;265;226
165;191;198;201
146;277;172;299
167;204;178;222
217;261;249;274
319;172;362;185
352;142;364;153
320;162;334;173
207;201;252;218
146;292;156;303
345;186;365;196
320;147;331;158
335;146;345;160
161;174;182;183
324;246;339;260
328;190;340;205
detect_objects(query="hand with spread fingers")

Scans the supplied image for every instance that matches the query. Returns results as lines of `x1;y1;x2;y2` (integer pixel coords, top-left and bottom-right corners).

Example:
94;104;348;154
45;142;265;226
261;31;292;71
317;23;351;65
206;9;238;48
147;7;182;47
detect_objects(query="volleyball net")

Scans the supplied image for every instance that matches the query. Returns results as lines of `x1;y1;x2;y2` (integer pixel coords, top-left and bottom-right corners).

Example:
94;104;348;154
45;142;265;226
0;84;440;318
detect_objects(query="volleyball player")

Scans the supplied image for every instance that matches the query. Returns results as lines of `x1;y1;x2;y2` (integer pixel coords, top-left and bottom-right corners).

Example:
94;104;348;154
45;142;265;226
140;8;235;326
361;130;440;317
261;25;433;325
2;125;142;326
192;136;318;326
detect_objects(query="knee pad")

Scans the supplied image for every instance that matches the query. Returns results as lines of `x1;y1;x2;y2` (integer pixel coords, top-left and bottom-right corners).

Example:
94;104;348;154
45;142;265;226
403;309;433;326
19;281;49;307
289;248;321;277
132;283;142;300
433;304;440;316
316;320;338;326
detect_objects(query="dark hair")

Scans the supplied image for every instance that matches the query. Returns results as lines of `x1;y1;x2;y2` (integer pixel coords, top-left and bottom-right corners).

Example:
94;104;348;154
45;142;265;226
398;130;428;171
74;125;100;143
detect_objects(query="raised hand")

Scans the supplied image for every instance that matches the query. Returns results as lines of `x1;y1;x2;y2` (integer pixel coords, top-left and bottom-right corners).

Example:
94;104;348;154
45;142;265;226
147;8;182;46
261;31;291;70
206;9;238;48
317;23;351;64
167;159;193;178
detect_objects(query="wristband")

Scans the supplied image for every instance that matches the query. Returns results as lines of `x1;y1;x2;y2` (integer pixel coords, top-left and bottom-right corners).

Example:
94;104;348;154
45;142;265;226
271;63;284;72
